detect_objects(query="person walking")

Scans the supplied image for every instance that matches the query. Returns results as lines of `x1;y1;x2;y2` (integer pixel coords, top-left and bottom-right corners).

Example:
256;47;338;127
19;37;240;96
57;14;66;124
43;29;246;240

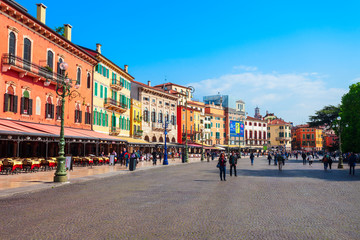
158;150;163;164
122;148;130;167
328;154;333;170
206;151;210;162
302;152;307;165
307;153;313;166
218;153;227;181
348;152;356;175
229;151;237;177
268;153;272;165
152;150;157;165
250;152;254;166
322;154;329;171
211;152;215;161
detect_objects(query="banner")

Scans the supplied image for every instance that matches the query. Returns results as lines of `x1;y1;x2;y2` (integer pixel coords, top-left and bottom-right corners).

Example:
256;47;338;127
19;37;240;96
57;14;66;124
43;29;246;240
240;121;244;138
230;120;240;137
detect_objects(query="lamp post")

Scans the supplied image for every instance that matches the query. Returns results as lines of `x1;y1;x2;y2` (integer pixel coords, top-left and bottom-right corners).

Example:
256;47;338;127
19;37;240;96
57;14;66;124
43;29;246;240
336;116;347;169
163;120;169;165
184;86;195;163
201;127;204;161
44;62;80;182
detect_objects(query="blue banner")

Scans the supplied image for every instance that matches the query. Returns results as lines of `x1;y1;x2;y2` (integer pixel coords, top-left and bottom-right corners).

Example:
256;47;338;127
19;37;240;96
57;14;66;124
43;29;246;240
240;121;244;137
230;120;241;137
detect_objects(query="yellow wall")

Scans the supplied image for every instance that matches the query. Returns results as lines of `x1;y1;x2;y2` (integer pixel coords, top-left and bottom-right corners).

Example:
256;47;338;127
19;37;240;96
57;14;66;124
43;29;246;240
130;99;142;137
268;124;292;150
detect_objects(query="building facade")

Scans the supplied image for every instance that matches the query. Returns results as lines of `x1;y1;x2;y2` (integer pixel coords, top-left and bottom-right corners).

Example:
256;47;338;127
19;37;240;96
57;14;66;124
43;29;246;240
267;119;292;151
205;103;225;145
292;126;323;151
82;44;133;137
131;81;178;143
130;98;142;138
244;116;267;150
225;107;246;146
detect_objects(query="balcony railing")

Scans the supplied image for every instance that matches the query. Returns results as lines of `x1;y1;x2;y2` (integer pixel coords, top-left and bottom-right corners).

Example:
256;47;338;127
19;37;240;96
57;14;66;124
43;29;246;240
104;98;128;113
134;130;143;138
110;126;120;136
2;54;67;84
276;137;291;141
110;78;123;91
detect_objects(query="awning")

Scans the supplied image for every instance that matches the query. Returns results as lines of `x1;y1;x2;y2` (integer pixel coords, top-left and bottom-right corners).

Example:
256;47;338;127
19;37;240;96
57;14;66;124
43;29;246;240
118;136;152;145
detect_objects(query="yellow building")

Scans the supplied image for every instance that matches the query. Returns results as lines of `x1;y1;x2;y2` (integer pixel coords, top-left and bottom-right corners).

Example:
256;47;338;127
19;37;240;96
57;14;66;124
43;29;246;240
130;99;142;138
267;118;292;151
82;44;133;137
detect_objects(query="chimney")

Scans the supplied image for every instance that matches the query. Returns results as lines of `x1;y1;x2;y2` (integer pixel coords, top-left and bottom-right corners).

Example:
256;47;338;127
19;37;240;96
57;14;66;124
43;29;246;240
96;43;102;54
64;24;72;41
124;65;128;73
36;3;47;24
147;81;151;86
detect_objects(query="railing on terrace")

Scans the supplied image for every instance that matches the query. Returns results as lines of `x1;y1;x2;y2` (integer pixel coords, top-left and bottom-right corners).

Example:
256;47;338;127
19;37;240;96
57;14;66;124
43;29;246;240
2;54;67;84
110;79;123;90
104;98;128;111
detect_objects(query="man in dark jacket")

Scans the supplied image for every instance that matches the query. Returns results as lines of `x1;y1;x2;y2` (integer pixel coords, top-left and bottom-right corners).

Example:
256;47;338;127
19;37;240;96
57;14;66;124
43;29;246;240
302;152;307;165
229;151;237;177
152;151;157;166
348;152;356;175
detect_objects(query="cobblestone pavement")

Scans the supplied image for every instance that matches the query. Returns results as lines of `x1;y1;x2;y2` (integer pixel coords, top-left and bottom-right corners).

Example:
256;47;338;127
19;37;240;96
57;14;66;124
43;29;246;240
1;157;360;240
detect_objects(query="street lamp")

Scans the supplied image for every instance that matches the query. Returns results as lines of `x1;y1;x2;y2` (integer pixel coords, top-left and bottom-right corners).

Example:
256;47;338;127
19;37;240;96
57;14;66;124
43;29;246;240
163;119;169;165
336;116;349;169
201;127;204;161
44;62;80;182
184;86;195;163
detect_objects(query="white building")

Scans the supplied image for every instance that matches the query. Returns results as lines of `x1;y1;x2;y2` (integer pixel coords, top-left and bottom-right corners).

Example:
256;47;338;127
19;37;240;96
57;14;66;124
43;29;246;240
244;116;268;151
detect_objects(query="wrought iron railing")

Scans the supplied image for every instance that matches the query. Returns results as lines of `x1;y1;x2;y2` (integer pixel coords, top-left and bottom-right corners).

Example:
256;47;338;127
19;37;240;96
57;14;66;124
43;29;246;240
104;98;128;110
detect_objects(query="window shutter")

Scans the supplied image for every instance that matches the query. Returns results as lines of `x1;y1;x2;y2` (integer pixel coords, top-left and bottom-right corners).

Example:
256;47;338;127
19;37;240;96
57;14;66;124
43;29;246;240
95;82;98;96
79;111;82;123
20;97;24;114
51;104;54;118
29;99;33;115
104;87;107;99
4;93;9;112
45;103;48;118
74;110;77;123
13;95;18;113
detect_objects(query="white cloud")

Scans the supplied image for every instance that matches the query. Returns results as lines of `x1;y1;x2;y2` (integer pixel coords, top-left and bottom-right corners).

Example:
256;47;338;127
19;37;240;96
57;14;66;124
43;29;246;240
350;77;360;84
233;65;258;71
189;70;347;125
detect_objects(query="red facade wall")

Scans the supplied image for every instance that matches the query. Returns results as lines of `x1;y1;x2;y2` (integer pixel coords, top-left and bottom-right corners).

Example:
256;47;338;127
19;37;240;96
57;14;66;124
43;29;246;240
0;1;96;129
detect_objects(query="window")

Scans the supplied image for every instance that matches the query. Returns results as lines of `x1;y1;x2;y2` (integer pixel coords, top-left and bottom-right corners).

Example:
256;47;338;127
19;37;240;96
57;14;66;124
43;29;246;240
20;90;32;115
94;82;98;96
9;32;16;59
190;116;193;121
159;101;162;105
85;106;91;124
254;123;257;126
158;110;163;123
87;73;91;89
165;102;170;106
76;68;81;85
143;97;149;101
75;104;82;123
56;98;62;120
100;85;103;98
47;50;54;70
144;107;149;122
151;109;156;122
57;58;64;76
171;113;176;125
23;38;31;70
45;96;54;119
165;111;169;122
171;104;175;107
4;86;17;113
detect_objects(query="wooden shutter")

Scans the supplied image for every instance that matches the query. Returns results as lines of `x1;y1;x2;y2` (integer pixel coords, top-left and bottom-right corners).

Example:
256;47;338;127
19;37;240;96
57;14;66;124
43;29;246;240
4;93;8;112
79;111;82;123
29;99;33;115
51;104;54;118
20;97;24;114
45;103;48;118
13;95;18;113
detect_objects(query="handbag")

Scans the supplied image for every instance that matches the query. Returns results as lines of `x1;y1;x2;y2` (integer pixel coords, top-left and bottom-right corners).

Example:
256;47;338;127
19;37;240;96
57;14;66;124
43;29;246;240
216;163;220;168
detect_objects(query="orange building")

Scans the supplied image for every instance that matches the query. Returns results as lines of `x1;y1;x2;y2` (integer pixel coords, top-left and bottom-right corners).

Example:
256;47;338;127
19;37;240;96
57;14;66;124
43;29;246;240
293;126;323;151
205;103;225;145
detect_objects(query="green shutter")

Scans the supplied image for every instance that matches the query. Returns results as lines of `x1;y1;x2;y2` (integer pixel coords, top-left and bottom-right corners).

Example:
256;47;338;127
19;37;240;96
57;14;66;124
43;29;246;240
104;87;107;99
94;82;98;96
100;85;103;98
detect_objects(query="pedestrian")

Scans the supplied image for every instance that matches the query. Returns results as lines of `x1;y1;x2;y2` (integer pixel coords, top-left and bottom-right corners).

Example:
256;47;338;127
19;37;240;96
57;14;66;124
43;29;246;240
211;152;215;161
158;150;162;164
250;152;254;165
206;151;210;162
229;151;237;177
152;150;157;165
302;152;307;165
348;152;356;175
122;148;130;167
322;154;329;170
268;153;272;165
218;152;227;181
307;153;313;166
274;152;278;165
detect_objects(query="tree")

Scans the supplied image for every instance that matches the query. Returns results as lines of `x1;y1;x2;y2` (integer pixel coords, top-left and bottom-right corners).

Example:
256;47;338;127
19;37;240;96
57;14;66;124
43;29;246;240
308;105;340;128
339;82;360;153
54;26;64;36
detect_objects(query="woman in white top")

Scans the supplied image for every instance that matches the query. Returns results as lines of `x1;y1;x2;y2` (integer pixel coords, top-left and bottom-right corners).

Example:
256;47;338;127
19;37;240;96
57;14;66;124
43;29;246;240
307;153;313;166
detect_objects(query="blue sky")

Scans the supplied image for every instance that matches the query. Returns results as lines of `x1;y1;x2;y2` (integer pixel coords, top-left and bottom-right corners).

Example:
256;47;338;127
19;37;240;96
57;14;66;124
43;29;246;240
17;0;360;124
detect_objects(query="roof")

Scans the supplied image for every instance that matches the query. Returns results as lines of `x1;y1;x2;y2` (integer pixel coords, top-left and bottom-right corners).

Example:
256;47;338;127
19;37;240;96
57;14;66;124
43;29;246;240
80;46;134;80
132;80;178;100
2;0;98;65
153;82;190;89
268;118;291;125
246;116;266;122
188;101;205;107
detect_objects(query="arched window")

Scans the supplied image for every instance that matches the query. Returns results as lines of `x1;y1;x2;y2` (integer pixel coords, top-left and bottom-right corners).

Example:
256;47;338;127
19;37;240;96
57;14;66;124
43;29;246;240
151;108;156;122
47;50;54;70
56;98;62;120
171;113;176;125
75;103;81;123
4;86;17;113
254;131;257;139
21;90;32;115
45;96;54;119
76;68;81;85
9;32;16;64
87;73;91;89
23;38;31;70
143;107;149;122
158;110;163;123
57;58;64;76
85;106;91;124
263;131;266;139
165;111;169;122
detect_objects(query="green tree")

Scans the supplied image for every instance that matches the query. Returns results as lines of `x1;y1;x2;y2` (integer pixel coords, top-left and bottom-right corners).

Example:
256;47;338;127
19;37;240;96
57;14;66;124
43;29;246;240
340;82;360;153
55;26;64;36
308;105;340;128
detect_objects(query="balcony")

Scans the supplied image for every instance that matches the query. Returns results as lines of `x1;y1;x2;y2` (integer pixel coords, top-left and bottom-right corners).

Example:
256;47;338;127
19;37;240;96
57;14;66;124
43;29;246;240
110;78;123;91
104;98;128;113
152;122;163;131
134;116;142;123
276;137;291;141
110;126;120;136
2;54;65;84
134;130;143;138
